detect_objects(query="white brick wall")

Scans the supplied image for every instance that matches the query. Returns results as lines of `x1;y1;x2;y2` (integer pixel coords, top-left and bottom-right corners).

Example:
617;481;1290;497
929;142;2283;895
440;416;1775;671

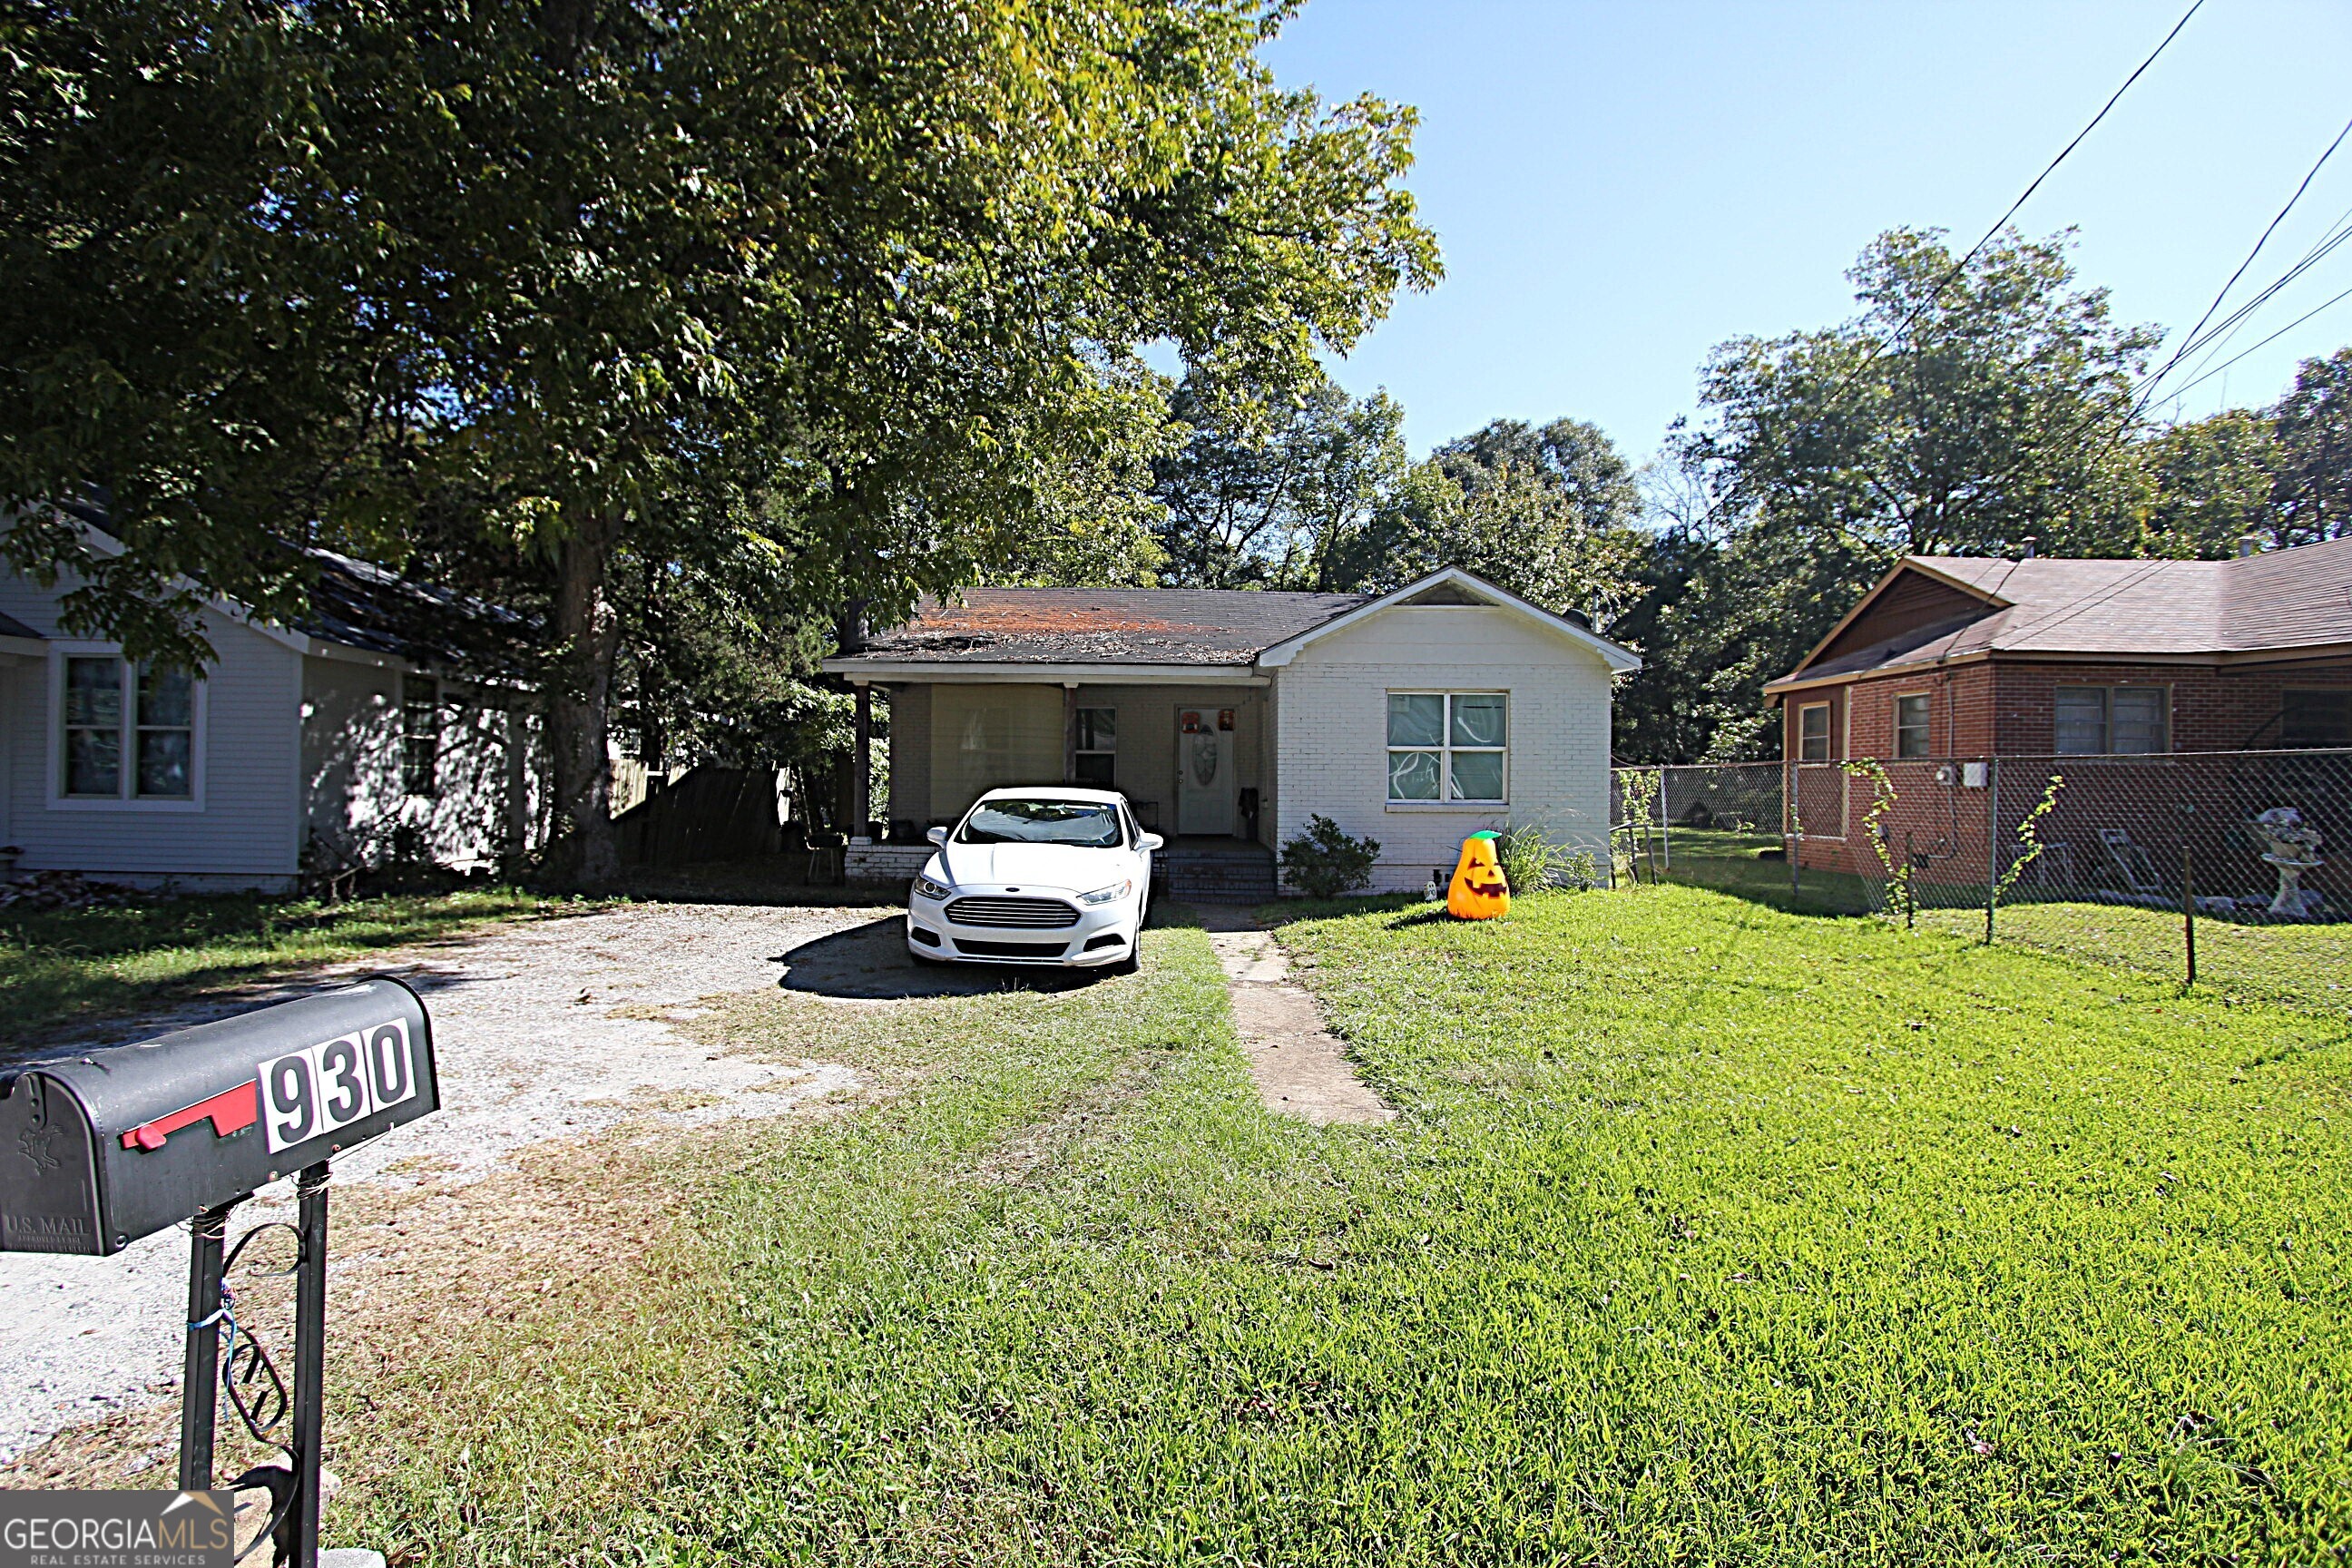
1271;604;1617;893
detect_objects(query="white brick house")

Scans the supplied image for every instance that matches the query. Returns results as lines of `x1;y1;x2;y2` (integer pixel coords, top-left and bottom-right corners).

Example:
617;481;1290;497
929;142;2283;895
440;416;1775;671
821;567;1639;895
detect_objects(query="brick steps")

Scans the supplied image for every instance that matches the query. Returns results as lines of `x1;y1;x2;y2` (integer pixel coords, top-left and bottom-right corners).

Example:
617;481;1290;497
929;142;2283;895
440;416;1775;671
1161;848;1279;905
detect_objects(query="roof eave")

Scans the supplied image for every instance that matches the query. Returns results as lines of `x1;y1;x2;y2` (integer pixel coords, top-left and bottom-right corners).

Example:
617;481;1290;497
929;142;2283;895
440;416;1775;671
821;657;1270;686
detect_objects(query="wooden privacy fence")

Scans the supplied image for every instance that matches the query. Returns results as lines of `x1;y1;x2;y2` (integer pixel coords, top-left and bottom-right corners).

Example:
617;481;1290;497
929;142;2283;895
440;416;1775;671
612;767;782;867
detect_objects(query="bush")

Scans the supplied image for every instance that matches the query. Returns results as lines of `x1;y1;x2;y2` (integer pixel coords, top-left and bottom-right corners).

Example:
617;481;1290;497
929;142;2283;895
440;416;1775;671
1496;826;1603;894
1279;814;1381;898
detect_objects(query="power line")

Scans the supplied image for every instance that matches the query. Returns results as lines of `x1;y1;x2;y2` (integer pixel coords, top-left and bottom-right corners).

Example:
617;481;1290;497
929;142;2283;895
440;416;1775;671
1807;0;2207;415
2173;200;2352;387
2165;280;2352;401
2143;113;2352;400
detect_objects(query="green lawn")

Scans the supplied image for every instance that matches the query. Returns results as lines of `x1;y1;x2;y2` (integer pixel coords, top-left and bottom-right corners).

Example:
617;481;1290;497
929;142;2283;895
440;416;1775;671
344;887;2350;1564
0;887;583;1048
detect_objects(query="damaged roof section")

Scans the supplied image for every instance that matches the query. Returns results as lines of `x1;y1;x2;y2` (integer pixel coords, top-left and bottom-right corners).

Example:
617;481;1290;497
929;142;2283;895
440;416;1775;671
840;587;1369;667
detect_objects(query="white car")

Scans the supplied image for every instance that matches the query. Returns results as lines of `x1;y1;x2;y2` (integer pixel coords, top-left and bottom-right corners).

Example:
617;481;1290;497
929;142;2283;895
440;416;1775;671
906;787;1162;972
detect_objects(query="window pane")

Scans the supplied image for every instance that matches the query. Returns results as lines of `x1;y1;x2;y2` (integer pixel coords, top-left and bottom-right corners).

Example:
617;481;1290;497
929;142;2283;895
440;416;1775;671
1073;752;1115;788
1799;705;1830;761
138;665;193;728
1449;750;1504;801
65;658;122;728
1076;707;1114;752
2053;689;2107;754
1388;749;1440;800
1895;694;1930;758
2281;690;2352;748
1388;694;1443;747
2111;689;2166;754
67;727;121;796
1450;693;1506;748
137;730;191;797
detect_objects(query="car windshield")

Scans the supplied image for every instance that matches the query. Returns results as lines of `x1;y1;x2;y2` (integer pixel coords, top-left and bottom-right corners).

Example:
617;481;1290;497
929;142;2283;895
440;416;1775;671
956;799;1123;848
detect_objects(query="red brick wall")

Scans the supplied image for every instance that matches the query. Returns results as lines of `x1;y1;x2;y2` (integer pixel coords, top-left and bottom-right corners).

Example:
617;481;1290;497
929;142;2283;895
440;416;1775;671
1784;656;2352;877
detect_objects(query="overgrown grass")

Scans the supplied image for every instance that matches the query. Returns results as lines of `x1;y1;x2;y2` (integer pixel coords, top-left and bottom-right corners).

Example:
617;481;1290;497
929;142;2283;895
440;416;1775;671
346;890;2350;1563
0;887;585;1046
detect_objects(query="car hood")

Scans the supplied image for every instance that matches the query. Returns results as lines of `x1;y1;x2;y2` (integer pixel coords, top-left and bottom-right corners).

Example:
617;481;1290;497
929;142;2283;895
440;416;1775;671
931;841;1135;893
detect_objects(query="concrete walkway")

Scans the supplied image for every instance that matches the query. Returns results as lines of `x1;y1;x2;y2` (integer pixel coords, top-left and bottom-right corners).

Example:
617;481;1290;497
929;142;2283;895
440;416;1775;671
1196;906;1394;1126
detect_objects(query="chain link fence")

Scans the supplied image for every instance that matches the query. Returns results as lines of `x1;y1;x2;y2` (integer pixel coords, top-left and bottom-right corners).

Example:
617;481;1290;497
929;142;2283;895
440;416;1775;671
1611;750;2351;1016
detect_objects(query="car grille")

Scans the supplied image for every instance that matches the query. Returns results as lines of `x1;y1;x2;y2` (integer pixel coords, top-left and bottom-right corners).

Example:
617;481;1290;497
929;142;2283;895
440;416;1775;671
945;896;1080;929
953;938;1071;959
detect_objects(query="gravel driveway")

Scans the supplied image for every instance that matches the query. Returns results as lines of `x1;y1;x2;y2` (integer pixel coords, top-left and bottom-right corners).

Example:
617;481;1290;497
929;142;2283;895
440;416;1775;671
0;899;890;1465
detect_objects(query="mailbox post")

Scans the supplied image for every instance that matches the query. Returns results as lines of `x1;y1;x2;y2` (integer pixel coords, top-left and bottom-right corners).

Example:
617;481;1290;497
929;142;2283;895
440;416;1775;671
0;976;437;1567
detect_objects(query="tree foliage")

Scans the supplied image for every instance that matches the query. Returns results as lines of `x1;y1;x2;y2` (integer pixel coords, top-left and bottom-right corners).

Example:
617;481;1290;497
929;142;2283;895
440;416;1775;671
1;0;1440;885
1152;370;1409;589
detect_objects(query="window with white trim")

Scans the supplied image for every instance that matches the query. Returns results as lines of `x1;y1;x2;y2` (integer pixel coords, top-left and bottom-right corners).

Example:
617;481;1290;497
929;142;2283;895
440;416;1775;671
2054;686;2168;755
1387;691;1506;802
1073;706;1115;789
1797;702;1832;761
61;656;196;800
1894;693;1931;759
402;676;440;798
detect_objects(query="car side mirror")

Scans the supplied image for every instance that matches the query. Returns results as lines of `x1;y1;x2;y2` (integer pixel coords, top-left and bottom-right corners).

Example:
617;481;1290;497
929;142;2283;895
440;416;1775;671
1135;832;1165;853
926;825;949;846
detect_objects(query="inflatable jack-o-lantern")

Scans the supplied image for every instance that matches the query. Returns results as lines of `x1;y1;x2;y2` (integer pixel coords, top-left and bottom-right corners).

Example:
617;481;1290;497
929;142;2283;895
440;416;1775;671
1446;830;1511;920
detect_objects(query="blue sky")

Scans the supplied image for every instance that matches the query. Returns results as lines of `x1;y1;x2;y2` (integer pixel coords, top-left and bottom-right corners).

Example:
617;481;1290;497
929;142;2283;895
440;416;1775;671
1260;0;2352;459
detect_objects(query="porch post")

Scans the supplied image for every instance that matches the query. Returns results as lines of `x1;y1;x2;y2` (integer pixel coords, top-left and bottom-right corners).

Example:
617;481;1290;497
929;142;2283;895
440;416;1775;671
850;680;872;843
1063;681;1078;784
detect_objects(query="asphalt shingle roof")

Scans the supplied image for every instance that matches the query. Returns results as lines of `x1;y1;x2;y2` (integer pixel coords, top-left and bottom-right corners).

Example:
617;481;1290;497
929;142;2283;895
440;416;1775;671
836;587;1369;667
295;549;535;676
1786;537;2352;684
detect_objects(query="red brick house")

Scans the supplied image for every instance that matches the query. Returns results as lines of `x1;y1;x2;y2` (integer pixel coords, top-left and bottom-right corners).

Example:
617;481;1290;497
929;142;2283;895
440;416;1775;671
1762;537;2352;890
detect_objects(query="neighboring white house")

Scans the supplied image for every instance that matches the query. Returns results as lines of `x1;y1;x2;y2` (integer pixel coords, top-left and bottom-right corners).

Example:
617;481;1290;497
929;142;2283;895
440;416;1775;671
0;545;544;892
820;567;1640;895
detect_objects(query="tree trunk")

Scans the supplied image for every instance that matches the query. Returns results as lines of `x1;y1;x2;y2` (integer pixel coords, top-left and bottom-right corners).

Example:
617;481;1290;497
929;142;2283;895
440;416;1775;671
544;510;624;890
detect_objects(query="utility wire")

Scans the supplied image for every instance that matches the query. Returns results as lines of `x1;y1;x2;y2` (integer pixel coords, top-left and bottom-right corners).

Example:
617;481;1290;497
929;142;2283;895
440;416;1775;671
2166;280;2352;400
1805;0;2207;416
2142;113;2352;400
2173;200;2352;387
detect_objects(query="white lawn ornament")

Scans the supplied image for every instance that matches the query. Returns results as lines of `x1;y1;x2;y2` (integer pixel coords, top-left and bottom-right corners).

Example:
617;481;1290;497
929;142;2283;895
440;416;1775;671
2250;806;2324;917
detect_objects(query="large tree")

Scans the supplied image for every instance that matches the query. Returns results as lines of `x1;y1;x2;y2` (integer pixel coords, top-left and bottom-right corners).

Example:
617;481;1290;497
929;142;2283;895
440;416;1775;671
1151;369;1409;589
1;0;1438;886
2269;347;2352;546
1620;227;2162;760
1333;416;1647;624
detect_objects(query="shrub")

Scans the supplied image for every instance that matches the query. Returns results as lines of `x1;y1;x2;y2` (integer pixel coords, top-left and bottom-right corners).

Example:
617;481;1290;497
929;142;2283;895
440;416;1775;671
1495;826;1605;894
1279;814;1381;898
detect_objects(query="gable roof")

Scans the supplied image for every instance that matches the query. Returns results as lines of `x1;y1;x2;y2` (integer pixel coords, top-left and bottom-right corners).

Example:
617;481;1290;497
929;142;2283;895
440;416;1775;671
828;587;1369;671
1255;566;1642;672
22;509;532;677
1768;537;2352;692
821;569;1642;677
295;548;535;677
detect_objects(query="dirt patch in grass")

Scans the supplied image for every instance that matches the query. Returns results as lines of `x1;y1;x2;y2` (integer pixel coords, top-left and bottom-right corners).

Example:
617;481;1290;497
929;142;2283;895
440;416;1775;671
1;1124;740;1564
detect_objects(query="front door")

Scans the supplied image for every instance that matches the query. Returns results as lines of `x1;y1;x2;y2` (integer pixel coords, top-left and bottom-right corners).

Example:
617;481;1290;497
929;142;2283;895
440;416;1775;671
1175;707;1235;836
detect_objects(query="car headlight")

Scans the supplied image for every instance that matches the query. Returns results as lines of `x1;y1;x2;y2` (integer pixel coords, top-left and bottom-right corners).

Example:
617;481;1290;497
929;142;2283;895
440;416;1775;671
1077;879;1132;906
912;875;953;901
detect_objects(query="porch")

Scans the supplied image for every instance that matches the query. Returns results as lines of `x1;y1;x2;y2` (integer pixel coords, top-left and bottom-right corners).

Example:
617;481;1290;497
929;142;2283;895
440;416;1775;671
850;674;1278;852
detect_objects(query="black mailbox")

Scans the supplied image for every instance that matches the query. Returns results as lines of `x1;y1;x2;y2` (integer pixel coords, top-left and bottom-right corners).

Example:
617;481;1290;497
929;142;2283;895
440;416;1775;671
0;976;436;1257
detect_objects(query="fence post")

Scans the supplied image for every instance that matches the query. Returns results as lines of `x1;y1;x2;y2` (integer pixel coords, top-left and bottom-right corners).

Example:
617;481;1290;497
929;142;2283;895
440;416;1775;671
2182;842;2197;988
1983;754;2000;946
1787;760;1801;897
1659;769;1671;872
